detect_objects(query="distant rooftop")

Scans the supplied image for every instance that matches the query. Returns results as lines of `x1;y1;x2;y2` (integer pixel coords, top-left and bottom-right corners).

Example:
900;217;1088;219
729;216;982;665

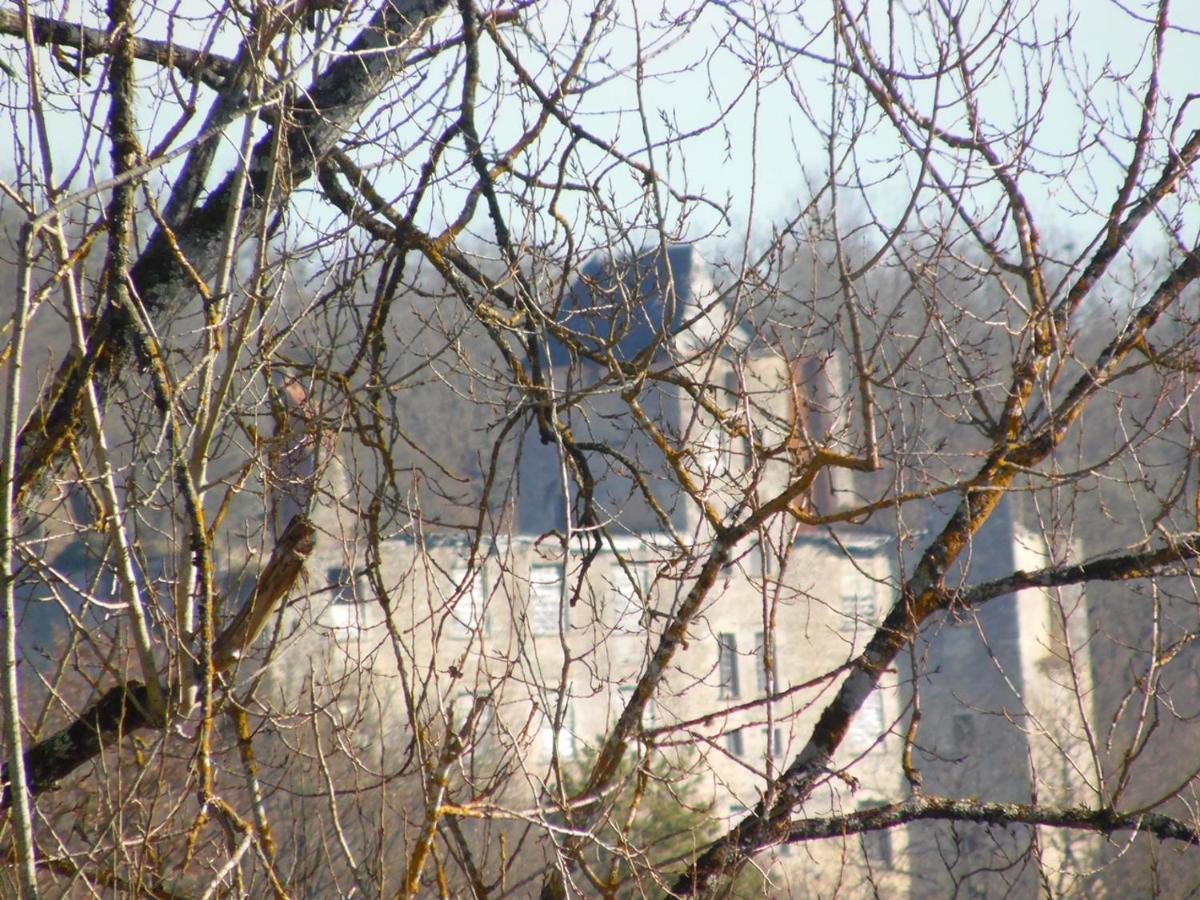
547;244;747;368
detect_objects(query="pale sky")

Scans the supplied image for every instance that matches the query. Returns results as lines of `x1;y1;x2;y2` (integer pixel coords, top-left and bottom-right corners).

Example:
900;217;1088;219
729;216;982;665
11;1;1200;258
553;1;1200;247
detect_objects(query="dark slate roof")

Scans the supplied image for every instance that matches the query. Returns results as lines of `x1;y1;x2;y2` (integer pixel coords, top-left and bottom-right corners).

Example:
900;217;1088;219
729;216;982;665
547;245;742;367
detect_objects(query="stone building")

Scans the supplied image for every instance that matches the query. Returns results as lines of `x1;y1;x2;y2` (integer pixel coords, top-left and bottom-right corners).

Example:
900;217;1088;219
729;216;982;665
905;498;1097;897
262;246;1095;896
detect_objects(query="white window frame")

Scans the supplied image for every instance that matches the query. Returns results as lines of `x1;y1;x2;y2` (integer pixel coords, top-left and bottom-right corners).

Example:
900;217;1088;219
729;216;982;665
529;563;567;636
447;564;488;639
610;561;651;632
326;565;356;604
840;570;878;633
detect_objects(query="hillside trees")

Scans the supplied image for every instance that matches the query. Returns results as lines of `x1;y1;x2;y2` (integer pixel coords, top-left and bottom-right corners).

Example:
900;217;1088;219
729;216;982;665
3;0;1200;897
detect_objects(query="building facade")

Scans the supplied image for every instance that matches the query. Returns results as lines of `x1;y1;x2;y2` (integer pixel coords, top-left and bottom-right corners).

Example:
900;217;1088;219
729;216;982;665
260;247;1095;897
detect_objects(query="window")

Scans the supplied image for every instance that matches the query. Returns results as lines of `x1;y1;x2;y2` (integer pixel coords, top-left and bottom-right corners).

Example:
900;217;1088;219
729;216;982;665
764;726;784;757
714;420;747;480
717;632;740;699
754;631;780;694
725;728;745;757
610;562;651;632
845;691;884;752
952;712;976;748
447;565;488;639
326;565;356;604
957;825;983;857
841;571;878;633
721;369;747;478
859;803;893;869
529;564;567;636
539;692;576;760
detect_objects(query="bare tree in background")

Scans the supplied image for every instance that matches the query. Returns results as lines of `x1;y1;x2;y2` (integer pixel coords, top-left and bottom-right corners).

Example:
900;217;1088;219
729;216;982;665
3;0;1200;897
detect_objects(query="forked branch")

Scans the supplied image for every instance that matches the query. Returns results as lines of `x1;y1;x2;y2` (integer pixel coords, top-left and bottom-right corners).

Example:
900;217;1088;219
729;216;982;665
0;513;315;812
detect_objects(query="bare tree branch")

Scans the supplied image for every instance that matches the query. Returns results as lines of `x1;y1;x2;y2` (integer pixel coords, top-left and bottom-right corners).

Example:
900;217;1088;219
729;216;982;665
958;534;1200;609
0;8;236;89
787;795;1200;847
0;513;314;812
14;0;451;513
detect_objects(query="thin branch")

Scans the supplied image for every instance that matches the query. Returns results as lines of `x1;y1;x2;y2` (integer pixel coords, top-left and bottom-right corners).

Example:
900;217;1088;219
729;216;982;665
957;533;1200;608
13;0;451;516
786;795;1200;847
0;8;236;88
1;513;314;811
1;233;41;900
213;515;317;670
